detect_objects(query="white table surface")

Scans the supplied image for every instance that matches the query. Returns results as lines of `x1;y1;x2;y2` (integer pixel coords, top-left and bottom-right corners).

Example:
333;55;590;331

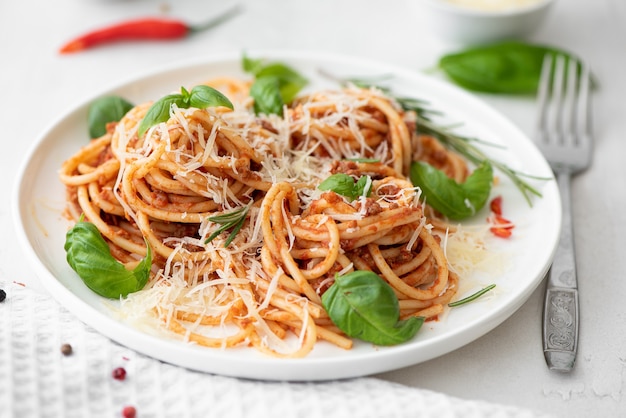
2;0;625;417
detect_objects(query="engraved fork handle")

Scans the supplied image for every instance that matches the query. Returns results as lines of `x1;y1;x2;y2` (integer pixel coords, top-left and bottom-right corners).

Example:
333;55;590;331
542;169;579;371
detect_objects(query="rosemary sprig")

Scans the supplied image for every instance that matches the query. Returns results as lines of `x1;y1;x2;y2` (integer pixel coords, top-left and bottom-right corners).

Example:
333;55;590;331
339;76;547;205
396;96;545;205
448;284;496;307
204;205;250;247
345;157;381;163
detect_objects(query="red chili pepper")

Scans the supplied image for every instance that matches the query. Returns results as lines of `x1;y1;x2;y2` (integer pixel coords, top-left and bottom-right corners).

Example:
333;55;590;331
489;215;514;238
60;18;188;53
489;195;503;216
490;227;512;238
59;6;239;54
488;196;514;238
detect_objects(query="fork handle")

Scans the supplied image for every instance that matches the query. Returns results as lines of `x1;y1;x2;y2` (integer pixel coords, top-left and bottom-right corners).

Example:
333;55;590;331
542;170;579;371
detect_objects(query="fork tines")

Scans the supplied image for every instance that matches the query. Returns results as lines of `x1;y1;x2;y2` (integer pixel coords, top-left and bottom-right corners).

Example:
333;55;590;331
535;53;592;171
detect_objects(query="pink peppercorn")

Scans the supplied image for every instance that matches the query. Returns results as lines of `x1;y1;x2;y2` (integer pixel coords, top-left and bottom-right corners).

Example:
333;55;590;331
122;406;136;418
112;367;127;380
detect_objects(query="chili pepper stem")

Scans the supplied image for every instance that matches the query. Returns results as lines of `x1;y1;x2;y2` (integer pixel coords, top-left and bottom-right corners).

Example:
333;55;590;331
188;4;242;34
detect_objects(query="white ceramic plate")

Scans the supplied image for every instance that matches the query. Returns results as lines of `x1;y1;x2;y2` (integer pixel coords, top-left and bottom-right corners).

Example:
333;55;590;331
14;51;560;381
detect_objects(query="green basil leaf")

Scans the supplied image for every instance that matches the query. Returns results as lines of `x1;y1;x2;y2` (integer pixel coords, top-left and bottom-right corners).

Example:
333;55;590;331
319;174;373;201
438;41;581;94
318;173;358;199
137;94;186;137
138;84;234;137
242;55;264;75
354;175;372;198
88;96;134;138
180;86;191;102
322;270;424;346
189;85;234;110
410;161;493;220
243;56;308;115
64;220;152;299
254;63;308;104
250;76;285;116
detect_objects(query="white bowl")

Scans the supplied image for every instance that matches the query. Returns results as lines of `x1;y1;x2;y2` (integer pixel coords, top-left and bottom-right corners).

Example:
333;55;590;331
420;0;555;44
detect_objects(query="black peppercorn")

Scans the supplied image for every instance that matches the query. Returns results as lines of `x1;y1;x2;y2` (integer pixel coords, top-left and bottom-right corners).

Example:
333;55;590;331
0;289;6;302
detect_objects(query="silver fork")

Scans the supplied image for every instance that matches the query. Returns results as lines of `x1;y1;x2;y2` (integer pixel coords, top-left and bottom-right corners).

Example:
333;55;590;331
537;54;592;372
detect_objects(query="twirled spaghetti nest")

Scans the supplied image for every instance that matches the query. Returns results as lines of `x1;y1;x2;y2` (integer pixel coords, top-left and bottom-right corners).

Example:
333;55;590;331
59;83;467;357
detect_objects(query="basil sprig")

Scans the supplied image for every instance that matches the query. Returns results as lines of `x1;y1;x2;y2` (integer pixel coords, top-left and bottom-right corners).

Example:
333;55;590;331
204;205;250;247
88;96;134;138
410;161;493;220
318;173;372;201
322;271;424;346
438;41;582;94
64;220;152;299
138;85;233;137
243;55;308;115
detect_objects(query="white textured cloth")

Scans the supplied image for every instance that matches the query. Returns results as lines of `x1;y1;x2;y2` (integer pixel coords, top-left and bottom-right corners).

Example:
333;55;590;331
0;280;552;418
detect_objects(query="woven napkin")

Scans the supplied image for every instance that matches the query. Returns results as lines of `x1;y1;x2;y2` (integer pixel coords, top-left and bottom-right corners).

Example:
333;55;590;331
0;280;552;418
